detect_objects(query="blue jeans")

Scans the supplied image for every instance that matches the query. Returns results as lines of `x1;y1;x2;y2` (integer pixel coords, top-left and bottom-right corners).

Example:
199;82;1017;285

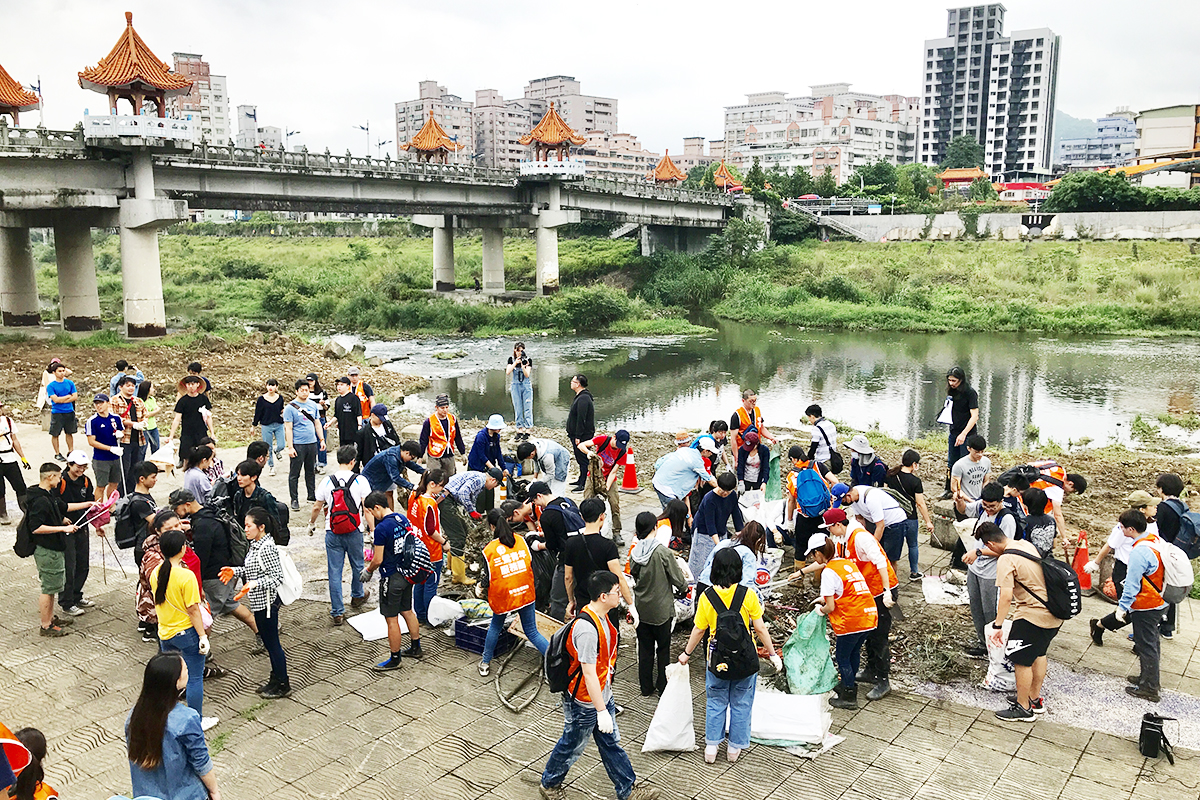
901;519;920;574
655;488;675;509
542;695;635;799
550;447;571;483
510;379;533;429
880;521;909;564
261;423;285;467
325;530;366;617
160;627;205;716
948;432;967;480
414;560;443;622
317;416;329;465
483;602;550;664
145;427;161;453
705;669;756;749
834;630;870;689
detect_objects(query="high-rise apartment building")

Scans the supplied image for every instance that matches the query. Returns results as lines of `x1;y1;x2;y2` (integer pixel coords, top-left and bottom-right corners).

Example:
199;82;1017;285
169;52;229;142
235;105;282;150
474;90;533;168
395;81;474;160
1058;108;1136;170
920;5;1059;179
523;76;617;135
575;130;659;180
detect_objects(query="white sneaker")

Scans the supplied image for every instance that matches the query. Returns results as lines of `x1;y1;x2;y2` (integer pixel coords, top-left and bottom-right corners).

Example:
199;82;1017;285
201;716;219;732
76;598;96;608
269;466;276;476
64;605;86;616
316;464;326;475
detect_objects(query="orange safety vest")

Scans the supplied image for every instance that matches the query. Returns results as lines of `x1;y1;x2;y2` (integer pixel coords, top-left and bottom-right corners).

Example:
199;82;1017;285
484;536;536;614
839;526;898;598
354;380;372;417
426;412;458;458
1028;460;1067;491
1131;534;1168;611
823;557;879;635
564;605;618;703
408;492;443;562
733;405;764;450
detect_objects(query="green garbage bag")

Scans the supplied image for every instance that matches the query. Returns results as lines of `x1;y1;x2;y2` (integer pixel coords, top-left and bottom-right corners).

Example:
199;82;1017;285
764;448;782;501
783;610;839;695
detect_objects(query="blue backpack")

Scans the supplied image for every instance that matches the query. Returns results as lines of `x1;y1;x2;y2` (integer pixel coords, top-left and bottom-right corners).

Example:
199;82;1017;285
1162;499;1200;559
794;467;832;518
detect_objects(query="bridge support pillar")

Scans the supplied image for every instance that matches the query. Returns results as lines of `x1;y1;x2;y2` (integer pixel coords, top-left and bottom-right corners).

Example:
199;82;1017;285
481;227;505;294
535;226;559;295
119;225;166;337
0;227;40;327
54;219;102;331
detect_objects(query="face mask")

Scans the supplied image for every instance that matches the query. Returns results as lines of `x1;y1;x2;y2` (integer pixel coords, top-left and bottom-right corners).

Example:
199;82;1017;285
178;687;188;701
857;452;874;467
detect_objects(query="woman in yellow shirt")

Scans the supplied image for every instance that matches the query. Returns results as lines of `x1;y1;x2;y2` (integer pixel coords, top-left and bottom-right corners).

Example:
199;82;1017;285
148;513;213;728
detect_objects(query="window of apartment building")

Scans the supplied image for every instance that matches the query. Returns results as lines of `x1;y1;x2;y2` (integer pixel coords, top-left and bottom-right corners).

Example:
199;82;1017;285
1034;64;1042;72
927;49;934;56
1032;76;1041;85
999;54;1009;63
1036;38;1044;46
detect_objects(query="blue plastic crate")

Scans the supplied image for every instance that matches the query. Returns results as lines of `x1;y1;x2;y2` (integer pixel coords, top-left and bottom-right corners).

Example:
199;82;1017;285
454;616;516;656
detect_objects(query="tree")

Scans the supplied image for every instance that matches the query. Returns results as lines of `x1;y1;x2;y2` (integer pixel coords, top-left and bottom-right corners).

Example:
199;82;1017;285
791;165;815;197
709;217;766;269
813;166;837;197
771;211;815;244
764;166;792;196
700;160;744;190
844;159;898;197
745;157;766;191
898;163;939;200
1043;171;1142;212
968;177;998;201
941;135;985;169
682;164;708;188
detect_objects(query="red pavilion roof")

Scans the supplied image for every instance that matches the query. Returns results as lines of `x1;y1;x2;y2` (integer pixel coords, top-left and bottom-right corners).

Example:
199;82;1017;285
78;12;192;95
399;109;466;152
519;102;586;147
0;63;39;112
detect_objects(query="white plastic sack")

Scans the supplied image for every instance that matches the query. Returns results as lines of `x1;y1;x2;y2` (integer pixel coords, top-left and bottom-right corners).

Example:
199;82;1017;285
739;492;788;538
750;688;830;746
348;608;408;641
753;548;784;589
982;618;1015;692
148;441;175;465
920;575;969;605
426;595;465;626
642;663;697;752
601;496;615;542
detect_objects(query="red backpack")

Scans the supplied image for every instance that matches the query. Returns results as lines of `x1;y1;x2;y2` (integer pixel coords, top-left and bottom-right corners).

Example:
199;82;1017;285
328;475;361;535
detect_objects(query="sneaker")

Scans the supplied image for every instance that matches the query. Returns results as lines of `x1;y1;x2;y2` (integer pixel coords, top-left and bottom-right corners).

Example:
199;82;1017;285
1006;695;1046;714
570;484;585;494
1089;618;1105;647
0;513;8;525
141;628;158;643
332;614;345;626
39;624;69;638
1125;685;1160;702
290;501;301;512
627;784;661;800
995;702;1035;723
63;605;86;617
350;589;371;609
54;454;66;463
256;682;275;695
261;682;292;699
704;745;718;764
200;717;219;731
909;571;923;581
76;598;96;608
1127;674;1141;685
478;661;490;677
203;664;228;680
373;655;403;672
251;634;266;655
316;464;326;475
726;747;741;763
1161;630;1173;640
401;641;423;658
269;466;276;477
538;785;567;800
964;645;987;659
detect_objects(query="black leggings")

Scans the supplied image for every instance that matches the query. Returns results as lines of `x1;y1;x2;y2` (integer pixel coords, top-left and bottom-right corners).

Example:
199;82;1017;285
636;620;672;696
0;461;26;509
254;602;289;686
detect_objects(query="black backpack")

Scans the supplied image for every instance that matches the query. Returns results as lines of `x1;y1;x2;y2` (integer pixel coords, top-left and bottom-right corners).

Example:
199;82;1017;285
202;505;250;567
113;494;141;549
705;585;761;681
1003;548;1082;620
544;612;599;695
547;497;586;535
13;512;35;558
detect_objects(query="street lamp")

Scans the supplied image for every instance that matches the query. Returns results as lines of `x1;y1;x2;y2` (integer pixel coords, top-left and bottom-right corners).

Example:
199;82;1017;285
376;139;393;158
356;122;370;156
285;129;301;148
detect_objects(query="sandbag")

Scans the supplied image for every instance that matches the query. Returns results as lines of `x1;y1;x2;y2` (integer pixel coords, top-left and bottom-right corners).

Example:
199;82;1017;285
427;595;465;626
982;618;1015;692
750;686;830;745
782;611;839;696
642;662;697;752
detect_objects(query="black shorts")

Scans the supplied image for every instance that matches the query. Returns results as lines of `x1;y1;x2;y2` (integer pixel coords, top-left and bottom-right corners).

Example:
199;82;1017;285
1004;618;1061;666
379;573;413;618
50;412;78;436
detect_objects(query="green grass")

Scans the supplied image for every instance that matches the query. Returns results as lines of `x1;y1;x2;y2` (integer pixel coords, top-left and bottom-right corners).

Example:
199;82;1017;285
1158;411;1200;431
239;701;268;721
209;731;231;755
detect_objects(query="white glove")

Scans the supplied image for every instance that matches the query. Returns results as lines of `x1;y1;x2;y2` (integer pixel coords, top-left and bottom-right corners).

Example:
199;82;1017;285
359;569;372;584
627;604;640;629
595;709;614;734
769;654;783;673
882;593;895;609
130;421;145;430
1114;608;1128;624
109;445;123;456
737;481;746;494
198;635;211;655
812;600;826;617
1083;560;1100;576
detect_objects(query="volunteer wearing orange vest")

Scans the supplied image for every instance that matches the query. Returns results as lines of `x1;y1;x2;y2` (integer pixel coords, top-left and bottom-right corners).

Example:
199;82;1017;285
419;394;466;477
1090;509;1168;702
408;469;447;625
807;516;879;710
1;723;58;800
1024;460;1088;549
347;366;374;418
479;512;550;677
730;390;775;491
541;571;657;800
827;509;897;702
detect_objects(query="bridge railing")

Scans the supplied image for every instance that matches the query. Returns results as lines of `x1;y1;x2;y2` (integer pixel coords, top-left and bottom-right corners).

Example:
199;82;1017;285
0;121;86;154
577;176;731;206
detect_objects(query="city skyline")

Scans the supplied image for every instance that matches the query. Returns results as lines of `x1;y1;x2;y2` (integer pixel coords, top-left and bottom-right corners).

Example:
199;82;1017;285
2;0;1197;159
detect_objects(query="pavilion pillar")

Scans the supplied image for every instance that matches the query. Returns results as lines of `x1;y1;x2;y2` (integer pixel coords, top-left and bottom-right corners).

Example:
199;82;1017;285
481;227;505;294
54;218;102;331
118;150;178;337
0;227;40;327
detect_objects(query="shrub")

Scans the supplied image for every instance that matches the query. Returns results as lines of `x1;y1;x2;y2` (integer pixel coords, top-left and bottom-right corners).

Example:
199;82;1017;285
218;258;267;280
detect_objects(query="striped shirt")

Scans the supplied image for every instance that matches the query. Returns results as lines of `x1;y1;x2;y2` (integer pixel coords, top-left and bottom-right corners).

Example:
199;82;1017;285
231;536;284;612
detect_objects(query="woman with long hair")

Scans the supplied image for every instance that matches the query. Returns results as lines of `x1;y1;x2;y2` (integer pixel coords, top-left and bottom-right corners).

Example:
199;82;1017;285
697;520;768;598
220;507;290;698
478;509;549;676
127;651;221;800
8;727;54;800
148;513;214;729
655;498;690;549
181;445;214;505
408;468;447;623
505;342;533;438
137;380;160;453
944;366;980;497
885;449;933;579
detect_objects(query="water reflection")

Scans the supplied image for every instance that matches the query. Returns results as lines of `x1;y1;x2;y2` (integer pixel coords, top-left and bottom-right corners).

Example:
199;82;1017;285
391;321;1200;450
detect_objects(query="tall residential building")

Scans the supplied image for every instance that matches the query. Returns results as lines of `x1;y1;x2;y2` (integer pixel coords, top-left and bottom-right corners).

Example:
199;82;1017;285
670;137;720;173
1135;104;1200;188
395;81;474;160
724;84;919;183
235;105;282;150
575;130;659;180
919;5;1060;179
1058;108;1136;170
523;75;617;134
474;89;533;168
168;52;229;142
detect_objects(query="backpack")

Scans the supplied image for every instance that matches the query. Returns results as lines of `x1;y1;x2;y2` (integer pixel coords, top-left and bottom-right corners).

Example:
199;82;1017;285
545;612;599;695
815;420;844;474
1161;498;1200;559
864;486;914;519
393;516;435;586
13;512;35;558
548;497;586;535
1003;548;1082;620
328;475;362;535
203;505;250;567
113;494;140;549
998;461;1063;490
992;506;1026;542
1142;539;1195;605
705;585;761;681
794;467;832;518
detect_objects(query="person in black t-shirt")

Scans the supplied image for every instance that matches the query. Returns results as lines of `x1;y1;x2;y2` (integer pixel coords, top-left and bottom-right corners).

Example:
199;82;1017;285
884;449;933;580
58;453;98;615
331;377;363;447
27;462;91;636
167;377;214;464
562;497;633;628
126;461;160;568
945;367;980;497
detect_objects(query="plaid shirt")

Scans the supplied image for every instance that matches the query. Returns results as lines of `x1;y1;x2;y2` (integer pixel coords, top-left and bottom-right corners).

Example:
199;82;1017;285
232;536;284;612
446;471;486;513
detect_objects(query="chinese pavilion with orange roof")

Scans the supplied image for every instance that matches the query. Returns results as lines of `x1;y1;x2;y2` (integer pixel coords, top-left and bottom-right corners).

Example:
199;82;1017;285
650;150;687;184
711;160;744;192
399;109;466;164
937;167;989;186
519;102;586;162
78;12;192;117
0;62;40;126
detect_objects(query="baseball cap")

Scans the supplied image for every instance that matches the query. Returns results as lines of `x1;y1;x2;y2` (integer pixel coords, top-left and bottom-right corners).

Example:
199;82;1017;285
1126;490;1156;508
830;482;851;504
695;435;718;453
347;366;361;376
845;434;873;454
435;393;450;407
371;403;388;419
742;431;760;450
615;429;630;446
93;393;110;404
168;488;197;507
486;467;504;482
527;480;551;498
65;450;90;465
804;533;830;555
336;376;351;386
487;414;506;430
818;508;848;529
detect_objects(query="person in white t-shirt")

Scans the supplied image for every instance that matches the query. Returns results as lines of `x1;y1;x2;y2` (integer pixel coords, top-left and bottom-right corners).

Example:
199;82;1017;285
842;484;909;560
309;445;374;624
0;402;31;524
805;405;838;466
1085;490;1158;597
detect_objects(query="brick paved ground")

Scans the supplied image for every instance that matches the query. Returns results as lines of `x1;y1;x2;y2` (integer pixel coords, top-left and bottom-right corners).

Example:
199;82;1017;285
2;439;1198;800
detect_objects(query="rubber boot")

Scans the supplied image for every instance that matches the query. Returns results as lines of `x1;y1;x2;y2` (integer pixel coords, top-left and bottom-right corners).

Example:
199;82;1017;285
450;555;477;586
830;683;859;710
867;679;891;701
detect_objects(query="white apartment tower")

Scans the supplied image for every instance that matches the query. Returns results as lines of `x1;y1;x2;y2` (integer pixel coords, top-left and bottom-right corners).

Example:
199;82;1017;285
473;90;533;168
395;81;474;159
920;5;1059;179
522;76;617;135
235;105;282;150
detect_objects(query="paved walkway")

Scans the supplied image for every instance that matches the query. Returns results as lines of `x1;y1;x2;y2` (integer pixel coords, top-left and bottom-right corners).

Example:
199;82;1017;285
1;441;1198;799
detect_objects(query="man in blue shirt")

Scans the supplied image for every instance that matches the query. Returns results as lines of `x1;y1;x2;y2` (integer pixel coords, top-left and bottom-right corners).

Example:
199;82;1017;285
361;442;426;506
283;379;324;511
651;436;718;512
46;363;78;462
687;472;745;580
441;468;502;586
1089;509;1167;702
108;359;144;396
85;394;125;498
361;491;422;670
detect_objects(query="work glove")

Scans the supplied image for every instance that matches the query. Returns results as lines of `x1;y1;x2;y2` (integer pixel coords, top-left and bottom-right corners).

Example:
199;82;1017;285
359;568;372;585
20;458;29;470
737;481;746;494
1115;607;1128;624
218;566;236;584
769;654;783;673
469;511;482;521
198;635;211;655
109;445;123;456
883;593;895;609
233;582;254;602
812;600;826;617
1083;560;1100;576
627;605;640;629
595;709;614;734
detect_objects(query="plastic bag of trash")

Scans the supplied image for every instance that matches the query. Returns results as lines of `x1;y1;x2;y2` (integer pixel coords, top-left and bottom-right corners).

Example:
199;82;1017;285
427;596;465;626
642;662;697;752
783;611;839;695
982;618;1016;692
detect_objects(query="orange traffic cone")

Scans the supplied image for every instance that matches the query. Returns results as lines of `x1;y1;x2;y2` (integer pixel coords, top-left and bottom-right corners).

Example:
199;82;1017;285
620;448;643;494
1072;531;1092;591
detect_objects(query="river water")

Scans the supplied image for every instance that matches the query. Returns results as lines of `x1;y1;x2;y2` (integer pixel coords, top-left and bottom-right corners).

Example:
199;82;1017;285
365;321;1200;452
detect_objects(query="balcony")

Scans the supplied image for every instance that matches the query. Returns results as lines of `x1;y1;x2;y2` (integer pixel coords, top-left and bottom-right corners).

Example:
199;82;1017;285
519;158;587;179
83;114;195;147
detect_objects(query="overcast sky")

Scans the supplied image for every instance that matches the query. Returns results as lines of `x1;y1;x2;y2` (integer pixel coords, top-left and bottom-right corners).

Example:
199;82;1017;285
5;0;1197;157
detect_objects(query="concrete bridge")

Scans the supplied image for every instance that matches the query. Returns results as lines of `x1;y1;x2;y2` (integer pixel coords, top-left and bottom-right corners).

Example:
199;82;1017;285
0;119;744;335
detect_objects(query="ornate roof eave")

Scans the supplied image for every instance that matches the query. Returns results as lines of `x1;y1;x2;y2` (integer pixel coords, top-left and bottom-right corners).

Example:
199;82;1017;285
519;101;586;147
0;63;40;111
399;109;465;152
78;12;192;96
